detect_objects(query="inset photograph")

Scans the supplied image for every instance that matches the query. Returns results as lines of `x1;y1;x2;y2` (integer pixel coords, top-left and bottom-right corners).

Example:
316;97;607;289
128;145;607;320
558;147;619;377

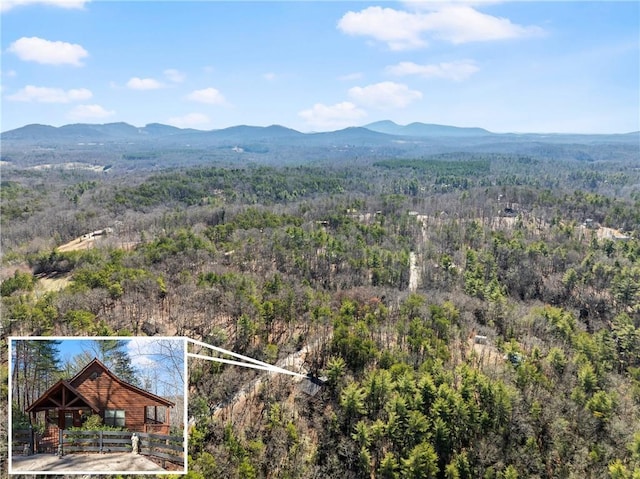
9;336;187;475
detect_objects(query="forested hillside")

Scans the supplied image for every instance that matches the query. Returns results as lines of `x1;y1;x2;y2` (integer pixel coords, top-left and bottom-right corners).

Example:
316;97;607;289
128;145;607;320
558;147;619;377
2;147;639;478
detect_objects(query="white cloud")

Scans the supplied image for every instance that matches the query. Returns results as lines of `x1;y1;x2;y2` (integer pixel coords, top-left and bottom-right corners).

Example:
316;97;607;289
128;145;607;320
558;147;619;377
338;6;428;51
298;101;367;131
126;337;161;370
7;37;89;66
126;77;163;90
338;5;543;50
7;85;92;103
263;72;277;81
423;5;544;44
1;0;89;13
68;104;115;120
164;69;185;83
166;112;212;128
386;60;479;81
125;338;185;396
187;87;226;105
348;81;422;109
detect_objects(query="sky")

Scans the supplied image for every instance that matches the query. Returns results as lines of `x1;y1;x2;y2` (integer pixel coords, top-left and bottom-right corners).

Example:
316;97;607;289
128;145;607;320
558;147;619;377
30;336;186;396
1;0;638;134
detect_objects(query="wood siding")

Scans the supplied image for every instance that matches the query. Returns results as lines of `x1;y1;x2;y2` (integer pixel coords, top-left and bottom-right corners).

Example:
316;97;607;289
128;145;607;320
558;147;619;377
69;362;168;432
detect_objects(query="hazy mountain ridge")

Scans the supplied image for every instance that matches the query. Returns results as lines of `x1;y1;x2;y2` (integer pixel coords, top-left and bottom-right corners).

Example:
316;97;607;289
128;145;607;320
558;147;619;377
3;120;637;144
364;120;492;137
2;121;637;171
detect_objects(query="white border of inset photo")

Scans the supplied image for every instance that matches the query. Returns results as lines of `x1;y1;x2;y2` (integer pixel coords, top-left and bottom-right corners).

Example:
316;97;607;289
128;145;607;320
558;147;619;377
8;336;188;475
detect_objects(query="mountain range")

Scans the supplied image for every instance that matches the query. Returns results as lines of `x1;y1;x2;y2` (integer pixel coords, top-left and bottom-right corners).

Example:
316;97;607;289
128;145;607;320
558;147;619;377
4;120;636;145
2;120;637;170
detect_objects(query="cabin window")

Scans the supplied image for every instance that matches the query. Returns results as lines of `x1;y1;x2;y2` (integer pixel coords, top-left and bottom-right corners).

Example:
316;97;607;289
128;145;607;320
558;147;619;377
47;410;58;425
64;412;74;429
104;409;125;427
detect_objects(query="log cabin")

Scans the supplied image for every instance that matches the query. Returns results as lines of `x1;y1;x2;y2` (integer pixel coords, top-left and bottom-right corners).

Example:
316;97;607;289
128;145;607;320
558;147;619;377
26;358;175;437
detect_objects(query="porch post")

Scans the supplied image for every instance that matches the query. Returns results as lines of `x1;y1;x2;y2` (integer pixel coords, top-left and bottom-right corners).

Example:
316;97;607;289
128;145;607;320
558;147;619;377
30;412;36;454
58;429;63;457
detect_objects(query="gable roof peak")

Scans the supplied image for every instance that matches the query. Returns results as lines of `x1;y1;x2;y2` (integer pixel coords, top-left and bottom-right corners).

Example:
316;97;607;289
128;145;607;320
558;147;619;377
69;356;174;407
69;357;111;382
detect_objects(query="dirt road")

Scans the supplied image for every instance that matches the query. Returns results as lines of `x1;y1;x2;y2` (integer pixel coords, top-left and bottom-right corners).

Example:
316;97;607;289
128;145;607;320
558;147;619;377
409;251;419;292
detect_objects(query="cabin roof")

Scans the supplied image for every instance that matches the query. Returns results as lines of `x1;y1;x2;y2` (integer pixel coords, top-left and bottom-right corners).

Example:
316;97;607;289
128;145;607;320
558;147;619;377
25;379;100;413
26;357;174;412
70;358;175;407
299;375;327;397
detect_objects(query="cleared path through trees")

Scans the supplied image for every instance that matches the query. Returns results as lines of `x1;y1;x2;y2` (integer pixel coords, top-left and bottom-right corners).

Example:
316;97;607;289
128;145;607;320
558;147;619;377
409;251;419;292
208;336;328;423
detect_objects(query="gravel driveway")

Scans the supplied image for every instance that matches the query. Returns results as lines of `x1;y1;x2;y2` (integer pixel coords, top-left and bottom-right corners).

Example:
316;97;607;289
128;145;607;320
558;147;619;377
11;452;168;473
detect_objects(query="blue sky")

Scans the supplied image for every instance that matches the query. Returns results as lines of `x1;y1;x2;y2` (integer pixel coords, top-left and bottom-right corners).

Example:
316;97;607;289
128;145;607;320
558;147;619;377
1;1;638;133
17;336;186;396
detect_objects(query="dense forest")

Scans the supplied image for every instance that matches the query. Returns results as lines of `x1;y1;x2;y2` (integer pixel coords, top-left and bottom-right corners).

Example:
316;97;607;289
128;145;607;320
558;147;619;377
1;144;639;478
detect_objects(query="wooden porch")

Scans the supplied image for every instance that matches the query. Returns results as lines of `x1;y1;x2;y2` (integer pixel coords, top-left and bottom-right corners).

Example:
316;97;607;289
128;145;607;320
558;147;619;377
144;405;171;434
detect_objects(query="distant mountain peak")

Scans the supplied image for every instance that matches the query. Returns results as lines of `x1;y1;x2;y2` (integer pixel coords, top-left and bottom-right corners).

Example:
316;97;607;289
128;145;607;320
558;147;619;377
364;120;492;137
